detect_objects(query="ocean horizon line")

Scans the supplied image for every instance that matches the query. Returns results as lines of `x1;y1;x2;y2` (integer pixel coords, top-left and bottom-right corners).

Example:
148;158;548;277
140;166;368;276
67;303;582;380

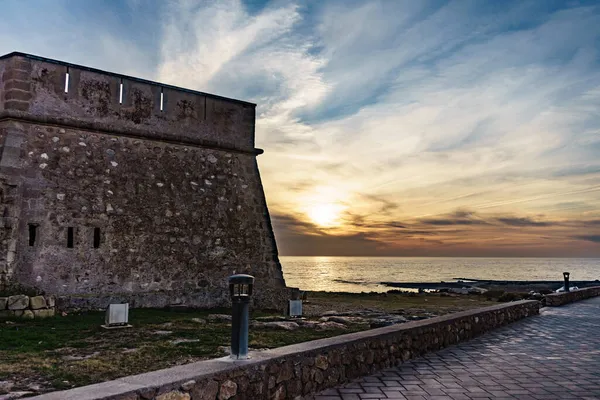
279;255;600;259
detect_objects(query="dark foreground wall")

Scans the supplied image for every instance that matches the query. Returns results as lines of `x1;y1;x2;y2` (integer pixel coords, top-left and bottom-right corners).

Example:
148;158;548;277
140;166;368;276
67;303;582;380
0;53;289;309
29;300;540;400
545;286;600;306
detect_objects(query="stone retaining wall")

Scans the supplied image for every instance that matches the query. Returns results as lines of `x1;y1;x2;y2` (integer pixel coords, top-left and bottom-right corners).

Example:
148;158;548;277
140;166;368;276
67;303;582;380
545;286;600;306
29;300;539;400
55;287;296;313
0;294;56;319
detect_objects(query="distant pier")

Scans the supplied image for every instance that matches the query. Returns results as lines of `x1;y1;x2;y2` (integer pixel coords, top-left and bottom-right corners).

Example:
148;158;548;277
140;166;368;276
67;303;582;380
382;278;600;291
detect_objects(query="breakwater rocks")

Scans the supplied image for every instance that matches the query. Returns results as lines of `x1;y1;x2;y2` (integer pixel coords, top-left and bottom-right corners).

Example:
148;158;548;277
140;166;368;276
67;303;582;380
28;300;539;400
0;294;56;319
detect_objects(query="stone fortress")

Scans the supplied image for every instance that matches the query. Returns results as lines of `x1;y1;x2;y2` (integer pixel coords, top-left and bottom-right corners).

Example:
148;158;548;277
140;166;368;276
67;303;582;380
0;52;291;310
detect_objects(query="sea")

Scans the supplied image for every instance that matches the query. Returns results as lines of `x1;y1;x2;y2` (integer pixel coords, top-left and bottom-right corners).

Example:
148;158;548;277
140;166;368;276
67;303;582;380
280;257;600;293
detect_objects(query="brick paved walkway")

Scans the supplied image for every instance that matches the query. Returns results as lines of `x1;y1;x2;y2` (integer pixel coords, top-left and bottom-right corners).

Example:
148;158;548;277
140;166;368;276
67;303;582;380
311;297;600;399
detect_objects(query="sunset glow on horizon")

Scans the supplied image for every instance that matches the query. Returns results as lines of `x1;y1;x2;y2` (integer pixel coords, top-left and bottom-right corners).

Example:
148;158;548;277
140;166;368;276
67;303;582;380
3;0;600;257
308;204;343;228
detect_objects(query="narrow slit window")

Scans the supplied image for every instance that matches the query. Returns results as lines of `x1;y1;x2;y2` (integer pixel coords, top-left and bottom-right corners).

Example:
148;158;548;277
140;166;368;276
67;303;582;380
67;227;74;248
160;89;164;111
119;79;124;104
93;227;101;248
28;224;37;246
64;68;70;93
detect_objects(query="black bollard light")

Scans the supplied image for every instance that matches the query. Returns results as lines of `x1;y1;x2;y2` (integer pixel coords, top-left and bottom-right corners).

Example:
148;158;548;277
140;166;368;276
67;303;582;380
563;272;570;293
229;274;254;360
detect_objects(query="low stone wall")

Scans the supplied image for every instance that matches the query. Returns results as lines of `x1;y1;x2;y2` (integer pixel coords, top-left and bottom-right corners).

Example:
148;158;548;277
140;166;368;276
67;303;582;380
545;286;600;306
55;287;296;313
29;300;539;400
0;294;56;319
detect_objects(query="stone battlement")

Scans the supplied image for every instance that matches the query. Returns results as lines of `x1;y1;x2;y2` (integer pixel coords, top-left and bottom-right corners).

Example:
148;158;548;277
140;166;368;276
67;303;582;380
0;52;257;153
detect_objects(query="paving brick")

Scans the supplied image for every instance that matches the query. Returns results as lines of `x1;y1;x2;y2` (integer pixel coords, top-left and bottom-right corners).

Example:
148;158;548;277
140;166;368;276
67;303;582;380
339;388;364;394
313;298;600;399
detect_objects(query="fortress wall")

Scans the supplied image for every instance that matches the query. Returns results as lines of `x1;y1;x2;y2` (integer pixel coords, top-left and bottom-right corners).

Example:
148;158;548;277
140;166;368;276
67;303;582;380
5;121;284;305
0;53;288;309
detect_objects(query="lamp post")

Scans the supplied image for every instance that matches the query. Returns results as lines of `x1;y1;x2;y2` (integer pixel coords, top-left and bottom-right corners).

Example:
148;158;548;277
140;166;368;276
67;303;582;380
229;274;254;360
563;272;570;293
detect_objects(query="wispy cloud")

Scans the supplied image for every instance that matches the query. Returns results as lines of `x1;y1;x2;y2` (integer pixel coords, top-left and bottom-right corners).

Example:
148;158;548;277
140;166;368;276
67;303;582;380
420;218;488;226
496;217;554;227
2;0;600;256
574;235;600;243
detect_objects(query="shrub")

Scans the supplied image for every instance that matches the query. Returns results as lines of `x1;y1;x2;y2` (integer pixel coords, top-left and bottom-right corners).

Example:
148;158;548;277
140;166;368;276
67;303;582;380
497;292;524;302
485;290;505;301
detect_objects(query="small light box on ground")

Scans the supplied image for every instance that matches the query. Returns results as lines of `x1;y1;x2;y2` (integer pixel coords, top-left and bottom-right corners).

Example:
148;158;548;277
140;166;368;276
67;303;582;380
289;300;302;317
101;303;132;329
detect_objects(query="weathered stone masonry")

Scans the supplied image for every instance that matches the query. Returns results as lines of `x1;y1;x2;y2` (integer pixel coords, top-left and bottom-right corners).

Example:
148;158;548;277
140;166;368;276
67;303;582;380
0;294;56;319
0;52;289;309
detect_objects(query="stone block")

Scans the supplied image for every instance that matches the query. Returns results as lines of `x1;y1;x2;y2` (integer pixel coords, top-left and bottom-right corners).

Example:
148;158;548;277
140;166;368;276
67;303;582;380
4;90;33;102
112;394;137;400
21;310;34;319
207;314;232;323
219;381;237;400
137;388;156;399
0;380;14;394
180;380;195;391
3;80;31;92
156;391;190;400
4;100;29;111
2;69;30;82
315;354;329;370
30;296;47;310
190;380;218;400
46;296;56;307
6;56;32;70
33;308;55;318
273;384;286;400
0;310;11;319
0;297;7;310
7;295;29;310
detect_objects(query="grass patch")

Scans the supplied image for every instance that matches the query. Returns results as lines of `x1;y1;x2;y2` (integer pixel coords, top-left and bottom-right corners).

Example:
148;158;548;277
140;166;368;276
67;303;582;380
0;307;362;392
1;292;495;393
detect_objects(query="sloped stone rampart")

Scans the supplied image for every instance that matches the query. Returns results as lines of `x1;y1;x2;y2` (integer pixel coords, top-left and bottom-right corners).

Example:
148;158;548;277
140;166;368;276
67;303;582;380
28;300;540;400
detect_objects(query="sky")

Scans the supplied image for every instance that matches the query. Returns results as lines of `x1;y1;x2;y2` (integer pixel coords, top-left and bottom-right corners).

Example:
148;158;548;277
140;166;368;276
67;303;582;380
1;0;600;257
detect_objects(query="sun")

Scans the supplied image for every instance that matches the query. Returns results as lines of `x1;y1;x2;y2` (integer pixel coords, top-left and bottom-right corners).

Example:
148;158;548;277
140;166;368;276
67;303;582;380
308;204;343;227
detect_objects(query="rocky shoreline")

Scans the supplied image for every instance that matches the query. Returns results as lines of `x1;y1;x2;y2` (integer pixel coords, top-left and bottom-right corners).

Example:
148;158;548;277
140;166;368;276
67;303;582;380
382;278;600;292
